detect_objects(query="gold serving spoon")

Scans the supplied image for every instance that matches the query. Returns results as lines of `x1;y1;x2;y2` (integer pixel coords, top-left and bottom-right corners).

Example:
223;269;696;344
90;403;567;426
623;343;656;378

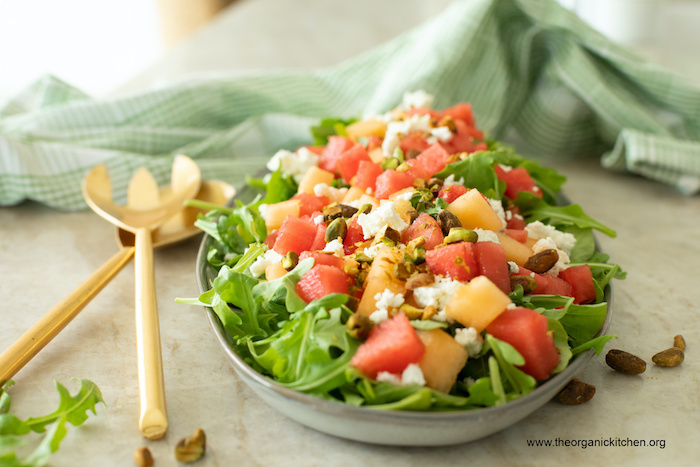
0;179;234;391
82;155;201;440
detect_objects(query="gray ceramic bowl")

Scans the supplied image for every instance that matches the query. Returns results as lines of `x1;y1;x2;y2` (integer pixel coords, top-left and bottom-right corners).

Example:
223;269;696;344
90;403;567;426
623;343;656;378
196;185;612;446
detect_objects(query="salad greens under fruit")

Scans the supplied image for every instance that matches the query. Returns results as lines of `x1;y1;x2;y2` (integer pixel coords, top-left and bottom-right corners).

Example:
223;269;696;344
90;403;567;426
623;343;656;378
178;91;624;411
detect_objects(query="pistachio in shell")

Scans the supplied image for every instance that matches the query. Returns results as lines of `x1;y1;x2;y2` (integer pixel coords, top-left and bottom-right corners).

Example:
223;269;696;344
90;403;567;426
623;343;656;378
134;447;154;467
510;274;538;294
605;349;646;375
436;209;462;236
673;334;686;351
174;428;206;463
557;378;596;405
524;249;559;274
652;348;684;367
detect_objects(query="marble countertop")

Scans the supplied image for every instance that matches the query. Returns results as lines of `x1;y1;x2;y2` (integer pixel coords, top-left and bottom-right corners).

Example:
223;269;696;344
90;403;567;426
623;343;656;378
2;0;699;465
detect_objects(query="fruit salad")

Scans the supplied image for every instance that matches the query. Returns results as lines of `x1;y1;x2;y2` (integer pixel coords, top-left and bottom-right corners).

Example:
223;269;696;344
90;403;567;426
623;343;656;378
179;91;624;410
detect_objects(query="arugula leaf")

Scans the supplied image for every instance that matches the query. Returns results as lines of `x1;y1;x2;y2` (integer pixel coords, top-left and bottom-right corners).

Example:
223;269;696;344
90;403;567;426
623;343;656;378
436;151;504;199
247;168;297;208
0;379;103;467
310;117;358;145
484;335;536;398
515;192;617;237
571;335;617;356
252;258;313;313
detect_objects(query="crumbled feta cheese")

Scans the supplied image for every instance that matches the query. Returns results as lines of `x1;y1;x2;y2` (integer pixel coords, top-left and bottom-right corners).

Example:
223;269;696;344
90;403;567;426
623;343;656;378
443;174;465;186
525;221;576;254
249;249;284;277
413;276;463;311
401;90;434;109
369;309;389;324
487;198;506;230
454;327;484;356
381;114;433;157
400;364;426;386
314;214;325;225
396;190;416;201
473;228;500;243
506;302;517;309
532;237;570;277
508;261;519;274
376;364;426;387
313;183;348;204
498;164;513;172
375;371;401;385
266;148;319;182
375;288;405;311
323;239;345;256
258;203;268;220
362;242;388;259
370;288;405;324
429;126;454;143
357;201;408;239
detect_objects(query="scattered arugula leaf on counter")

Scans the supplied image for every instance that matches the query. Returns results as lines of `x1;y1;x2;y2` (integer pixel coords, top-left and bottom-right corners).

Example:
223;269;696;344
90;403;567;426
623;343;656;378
0;379;104;467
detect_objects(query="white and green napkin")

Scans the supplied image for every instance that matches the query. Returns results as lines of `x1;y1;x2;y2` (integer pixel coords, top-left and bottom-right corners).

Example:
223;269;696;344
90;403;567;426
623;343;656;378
2;0;700;210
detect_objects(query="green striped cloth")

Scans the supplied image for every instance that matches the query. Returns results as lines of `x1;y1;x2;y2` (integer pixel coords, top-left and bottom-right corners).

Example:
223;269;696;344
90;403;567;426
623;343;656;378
2;0;700;210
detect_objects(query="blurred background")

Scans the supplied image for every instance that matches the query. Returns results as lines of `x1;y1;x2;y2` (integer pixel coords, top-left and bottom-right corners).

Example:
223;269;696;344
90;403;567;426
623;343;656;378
1;0;698;102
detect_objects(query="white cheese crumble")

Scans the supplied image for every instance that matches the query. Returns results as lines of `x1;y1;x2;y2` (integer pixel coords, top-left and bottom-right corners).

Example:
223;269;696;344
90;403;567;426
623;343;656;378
443;174;465;186
454;327;484;356
395;189;416;201
401;90;434;109
362;242;388;259
532;237;570;277
266;148;319;182
322;239;345;256
473;228;500;243
508;261;520;274
381;113;433;157
525;221;576;254
498;163;513;172
313;183;348;204
369;288;405;324
313;214;325;225
428;126;454;143
412;276;463;311
249;249;284;277
487;198;507;230
357;201;409;239
376;363;426;387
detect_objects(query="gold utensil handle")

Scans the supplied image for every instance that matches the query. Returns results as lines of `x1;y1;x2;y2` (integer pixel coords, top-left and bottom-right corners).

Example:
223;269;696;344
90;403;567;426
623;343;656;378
134;228;168;440
0;247;135;386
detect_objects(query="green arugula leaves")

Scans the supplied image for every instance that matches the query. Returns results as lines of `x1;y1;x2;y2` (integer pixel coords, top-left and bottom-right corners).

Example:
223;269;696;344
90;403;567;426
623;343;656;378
0;379;103;467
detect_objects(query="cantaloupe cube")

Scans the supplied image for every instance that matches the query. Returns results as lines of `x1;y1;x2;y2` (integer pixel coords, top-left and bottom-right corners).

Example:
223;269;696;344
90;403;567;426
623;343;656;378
446;189;503;231
356;247;405;317
342;186;366;204
263;199;300;231
265;261;287;281
495;232;534;266
354;194;379;209
296;166;335;195
444;275;512;332
345;119;387;140
417;329;468;393
368;147;385;165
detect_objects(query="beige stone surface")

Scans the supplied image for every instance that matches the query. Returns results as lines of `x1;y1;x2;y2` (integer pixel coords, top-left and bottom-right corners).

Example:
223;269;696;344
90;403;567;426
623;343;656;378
2;0;700;465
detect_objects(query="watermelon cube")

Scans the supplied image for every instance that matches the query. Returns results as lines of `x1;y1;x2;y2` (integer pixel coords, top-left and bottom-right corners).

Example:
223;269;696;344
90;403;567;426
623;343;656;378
351;313;425;379
296;265;350;303
425;242;478;282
